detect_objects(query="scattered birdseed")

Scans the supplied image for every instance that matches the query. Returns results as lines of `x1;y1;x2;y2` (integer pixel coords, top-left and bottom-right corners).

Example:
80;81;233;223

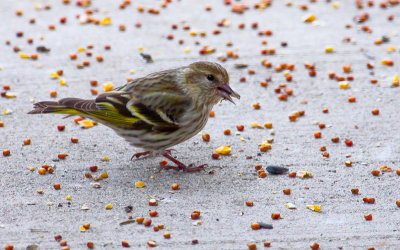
135;181;146;188
216;145;231;155
307;205;321;212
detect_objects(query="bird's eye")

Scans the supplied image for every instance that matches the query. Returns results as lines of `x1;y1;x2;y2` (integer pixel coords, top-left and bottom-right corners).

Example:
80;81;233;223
206;74;215;81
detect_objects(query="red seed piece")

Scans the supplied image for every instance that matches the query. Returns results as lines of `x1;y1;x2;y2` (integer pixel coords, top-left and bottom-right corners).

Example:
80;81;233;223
89;165;98;172
149;199;158;206
259;171;267;178
364;214;373;221
164;232;171;239
38;168;47;175
147;240;156;247
343;64;351;73
351;189;359;194
251;222;260;230
191;210;201;220
345;139;353;147
149;210;158;217
209;110;215;117
60;16;67;23
246;200;254;206
71;137;79;143
271;212;280;220
348;96;356;102
171;183;179;190
24;138;31;145
331;137;339;143
87;242;94;249
4;245;13;250
371;109;379;115
288;172;296;178
396;200;400;207
283;189;291;195
314;131;322;138
322;152;330;158
59;240;67;246
136;217;144;224
58;153;68;159
224;129;231;135
318;123;325;129
57;124;65;131
264;241;271;247
310;242;320;249
371;169;380;176
278;93;287;101
122;241;130;247
248;242;257;250
202;133;210;142
363;197;375;204
70;53;77;60
143;218;152;227
212;153;220;159
54;183;61;190
3;150;10;156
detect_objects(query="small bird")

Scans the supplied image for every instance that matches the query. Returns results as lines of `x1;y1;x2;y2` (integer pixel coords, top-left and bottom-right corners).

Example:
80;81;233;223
29;61;240;172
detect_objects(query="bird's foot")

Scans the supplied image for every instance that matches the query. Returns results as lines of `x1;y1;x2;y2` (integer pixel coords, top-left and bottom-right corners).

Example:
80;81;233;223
161;152;206;172
131;149;176;161
131;151;151;160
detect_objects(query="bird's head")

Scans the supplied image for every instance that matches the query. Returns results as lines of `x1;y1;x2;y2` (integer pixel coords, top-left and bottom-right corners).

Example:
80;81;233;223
183;61;240;106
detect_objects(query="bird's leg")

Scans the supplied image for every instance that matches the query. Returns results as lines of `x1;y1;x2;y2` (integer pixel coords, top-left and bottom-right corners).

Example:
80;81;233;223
131;151;152;160
161;152;206;172
131;149;176;160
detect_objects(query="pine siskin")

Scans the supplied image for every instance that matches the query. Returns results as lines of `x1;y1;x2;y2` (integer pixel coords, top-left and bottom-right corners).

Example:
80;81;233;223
29;61;240;172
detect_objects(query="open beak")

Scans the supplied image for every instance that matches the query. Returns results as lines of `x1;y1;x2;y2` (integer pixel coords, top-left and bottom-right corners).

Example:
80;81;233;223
215;83;240;104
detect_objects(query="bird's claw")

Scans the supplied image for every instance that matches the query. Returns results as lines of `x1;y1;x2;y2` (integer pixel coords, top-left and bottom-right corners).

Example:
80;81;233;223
131;151;151;160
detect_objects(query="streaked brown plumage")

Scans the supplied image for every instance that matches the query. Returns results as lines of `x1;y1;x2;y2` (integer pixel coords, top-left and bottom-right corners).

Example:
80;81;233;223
29;61;240;172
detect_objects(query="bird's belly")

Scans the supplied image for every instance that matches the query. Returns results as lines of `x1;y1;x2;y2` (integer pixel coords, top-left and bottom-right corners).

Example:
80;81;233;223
116;110;209;151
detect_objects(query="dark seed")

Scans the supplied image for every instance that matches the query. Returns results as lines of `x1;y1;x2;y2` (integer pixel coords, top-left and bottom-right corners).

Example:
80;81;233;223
234;63;248;69
258;222;273;229
119;219;135;226
36;46;51;52
124;205;133;213
266;166;289;175
140;53;153;63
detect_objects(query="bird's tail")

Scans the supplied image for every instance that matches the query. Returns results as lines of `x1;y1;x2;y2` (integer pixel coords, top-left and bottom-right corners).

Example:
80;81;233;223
28;98;94;115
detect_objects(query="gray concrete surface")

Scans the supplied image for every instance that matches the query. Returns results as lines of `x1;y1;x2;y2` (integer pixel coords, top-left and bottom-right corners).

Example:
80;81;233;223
1;0;400;249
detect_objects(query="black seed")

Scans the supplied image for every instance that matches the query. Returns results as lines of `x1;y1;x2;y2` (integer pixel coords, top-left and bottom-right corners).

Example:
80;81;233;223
266;166;289;175
258;222;273;229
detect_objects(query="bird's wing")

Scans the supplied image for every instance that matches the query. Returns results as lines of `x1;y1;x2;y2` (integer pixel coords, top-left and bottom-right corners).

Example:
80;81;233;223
95;76;191;129
127;91;191;128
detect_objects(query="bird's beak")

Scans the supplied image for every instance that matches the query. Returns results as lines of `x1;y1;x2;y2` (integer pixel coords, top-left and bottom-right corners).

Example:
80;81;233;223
215;83;240;104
